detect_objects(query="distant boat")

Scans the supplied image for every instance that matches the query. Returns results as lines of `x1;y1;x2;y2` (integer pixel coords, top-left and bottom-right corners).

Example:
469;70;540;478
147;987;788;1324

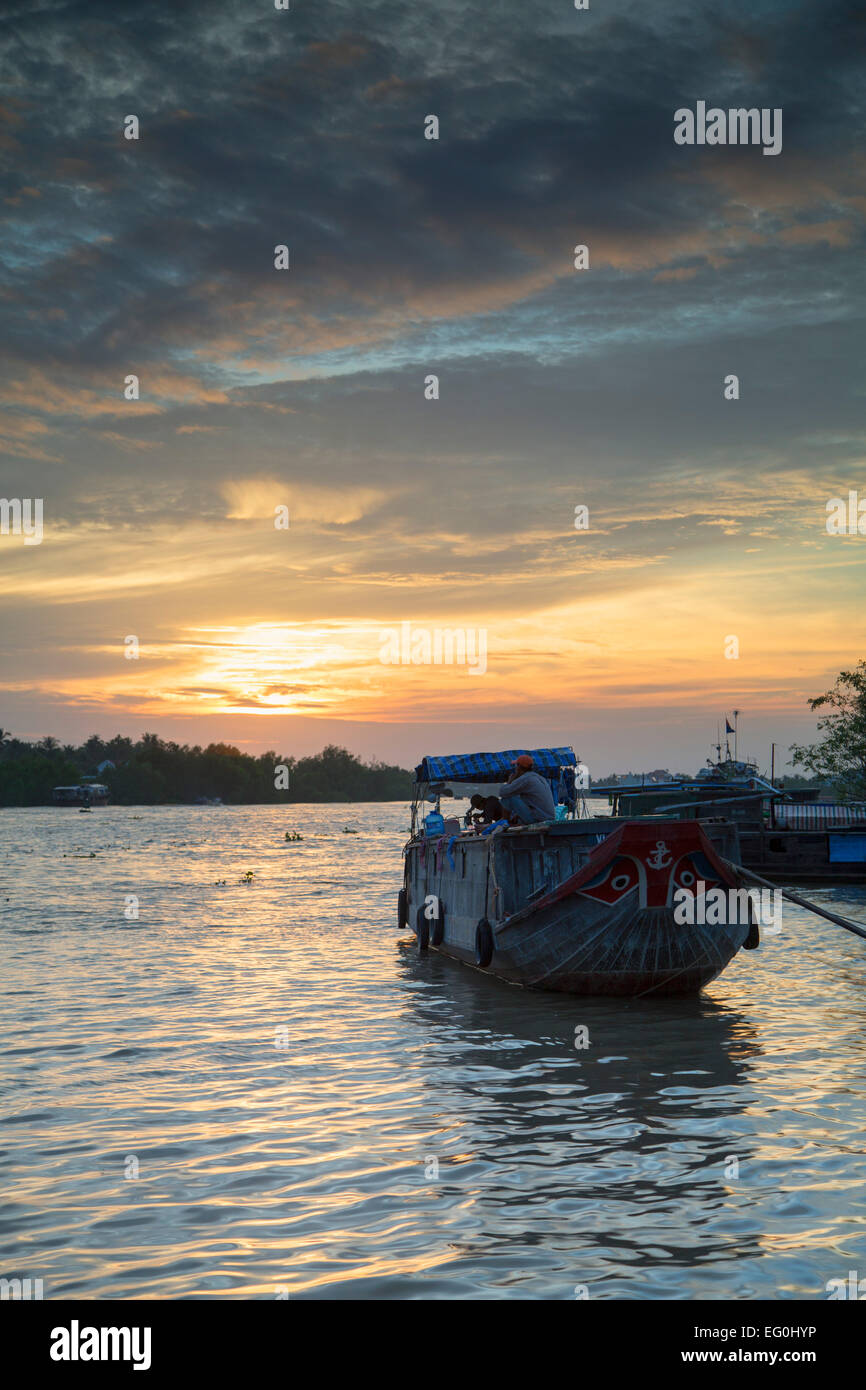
52;784;109;806
598;724;866;885
400;747;755;998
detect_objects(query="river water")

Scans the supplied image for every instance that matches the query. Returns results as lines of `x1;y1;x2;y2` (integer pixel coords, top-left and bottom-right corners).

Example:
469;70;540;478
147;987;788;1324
1;801;865;1300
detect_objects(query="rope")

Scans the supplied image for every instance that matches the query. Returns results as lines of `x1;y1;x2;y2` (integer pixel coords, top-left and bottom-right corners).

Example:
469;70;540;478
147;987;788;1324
486;833;502;920
719;858;866;943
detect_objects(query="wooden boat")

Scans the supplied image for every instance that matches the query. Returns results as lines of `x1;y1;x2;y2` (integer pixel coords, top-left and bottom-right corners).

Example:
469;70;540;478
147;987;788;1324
400;748;756;997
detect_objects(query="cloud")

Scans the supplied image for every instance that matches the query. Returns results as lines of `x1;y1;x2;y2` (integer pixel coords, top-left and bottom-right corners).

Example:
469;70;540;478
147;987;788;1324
220;478;389;525
0;0;864;764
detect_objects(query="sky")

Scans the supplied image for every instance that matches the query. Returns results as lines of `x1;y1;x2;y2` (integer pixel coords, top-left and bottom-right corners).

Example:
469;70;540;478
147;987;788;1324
0;0;864;775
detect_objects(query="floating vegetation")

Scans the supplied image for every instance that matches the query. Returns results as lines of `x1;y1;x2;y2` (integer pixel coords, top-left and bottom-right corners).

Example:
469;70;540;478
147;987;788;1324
284;831;303;842
342;827;358;834
240;870;255;884
213;878;227;886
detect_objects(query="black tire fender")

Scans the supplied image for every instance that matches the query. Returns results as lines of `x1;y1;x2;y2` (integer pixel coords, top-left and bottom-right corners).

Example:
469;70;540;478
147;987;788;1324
474;917;494;968
398;887;408;929
415;905;429;952
430;901;445;947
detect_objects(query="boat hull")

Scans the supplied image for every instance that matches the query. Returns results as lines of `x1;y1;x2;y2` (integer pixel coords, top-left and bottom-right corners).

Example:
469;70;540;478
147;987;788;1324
403;818;752;997
738;827;866;884
612;788;866;885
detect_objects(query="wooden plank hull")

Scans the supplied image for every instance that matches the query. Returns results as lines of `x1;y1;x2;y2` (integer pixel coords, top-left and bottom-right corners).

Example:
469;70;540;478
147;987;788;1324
403;818;751;997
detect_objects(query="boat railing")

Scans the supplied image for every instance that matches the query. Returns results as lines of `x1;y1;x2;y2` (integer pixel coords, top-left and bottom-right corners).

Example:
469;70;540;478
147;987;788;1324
626;792;767;820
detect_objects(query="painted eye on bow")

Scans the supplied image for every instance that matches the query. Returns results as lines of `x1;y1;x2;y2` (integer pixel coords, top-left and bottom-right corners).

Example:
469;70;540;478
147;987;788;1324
579;857;639;904
673;853;722;896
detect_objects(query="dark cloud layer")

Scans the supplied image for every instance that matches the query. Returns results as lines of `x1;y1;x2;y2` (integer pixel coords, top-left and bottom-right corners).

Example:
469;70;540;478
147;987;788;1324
1;0;863;379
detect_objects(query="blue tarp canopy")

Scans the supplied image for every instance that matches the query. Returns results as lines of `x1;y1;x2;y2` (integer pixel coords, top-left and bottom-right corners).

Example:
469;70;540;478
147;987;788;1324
415;747;576;785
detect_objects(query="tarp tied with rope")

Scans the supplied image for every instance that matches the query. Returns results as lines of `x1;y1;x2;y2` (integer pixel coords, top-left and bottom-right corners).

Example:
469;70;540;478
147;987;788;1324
414;747;576;783
414;747;578;806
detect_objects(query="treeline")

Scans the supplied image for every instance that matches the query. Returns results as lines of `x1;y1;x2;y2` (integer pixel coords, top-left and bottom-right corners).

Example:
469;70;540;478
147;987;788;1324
0;732;413;806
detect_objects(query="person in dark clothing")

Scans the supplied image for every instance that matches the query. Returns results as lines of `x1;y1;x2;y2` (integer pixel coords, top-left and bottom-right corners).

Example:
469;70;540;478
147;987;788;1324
498;755;556;824
481;794;505;822
466;793;505;828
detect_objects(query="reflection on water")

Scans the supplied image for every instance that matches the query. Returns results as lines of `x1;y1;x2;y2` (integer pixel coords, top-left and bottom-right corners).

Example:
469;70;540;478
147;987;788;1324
0;803;864;1299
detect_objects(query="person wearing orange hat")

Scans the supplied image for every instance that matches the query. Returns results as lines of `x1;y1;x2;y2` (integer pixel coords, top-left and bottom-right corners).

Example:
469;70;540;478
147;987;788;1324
497;754;556;825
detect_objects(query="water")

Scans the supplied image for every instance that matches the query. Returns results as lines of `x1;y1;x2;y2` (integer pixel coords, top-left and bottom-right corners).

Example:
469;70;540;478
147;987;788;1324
1;801;865;1300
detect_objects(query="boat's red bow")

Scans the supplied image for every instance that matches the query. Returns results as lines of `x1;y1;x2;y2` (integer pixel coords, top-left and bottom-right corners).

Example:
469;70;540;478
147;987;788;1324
536;821;738;914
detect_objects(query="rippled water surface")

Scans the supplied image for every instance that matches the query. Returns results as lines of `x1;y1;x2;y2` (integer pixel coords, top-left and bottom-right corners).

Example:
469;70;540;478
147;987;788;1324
2;801;865;1300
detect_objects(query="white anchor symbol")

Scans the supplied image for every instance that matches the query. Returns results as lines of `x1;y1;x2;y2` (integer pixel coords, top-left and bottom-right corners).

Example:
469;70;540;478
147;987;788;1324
647;840;672;869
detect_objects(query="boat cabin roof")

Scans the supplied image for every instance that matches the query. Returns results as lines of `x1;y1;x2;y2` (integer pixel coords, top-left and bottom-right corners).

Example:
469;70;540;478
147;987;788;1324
414;746;576;787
